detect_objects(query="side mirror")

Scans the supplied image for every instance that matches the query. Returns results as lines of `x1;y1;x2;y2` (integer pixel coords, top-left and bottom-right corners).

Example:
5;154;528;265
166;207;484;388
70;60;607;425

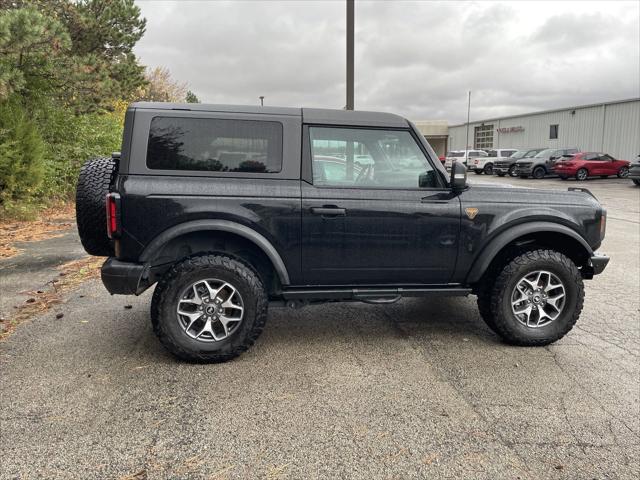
450;161;467;191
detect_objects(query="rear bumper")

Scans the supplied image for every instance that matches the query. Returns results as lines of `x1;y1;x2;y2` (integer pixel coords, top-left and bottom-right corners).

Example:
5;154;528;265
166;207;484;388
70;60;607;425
101;258;149;295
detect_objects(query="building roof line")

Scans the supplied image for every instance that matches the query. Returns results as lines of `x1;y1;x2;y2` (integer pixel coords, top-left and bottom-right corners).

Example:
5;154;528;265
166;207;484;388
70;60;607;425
448;97;640;128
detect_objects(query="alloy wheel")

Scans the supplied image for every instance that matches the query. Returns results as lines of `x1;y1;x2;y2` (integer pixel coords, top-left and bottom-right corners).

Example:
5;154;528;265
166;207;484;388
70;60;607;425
510;270;566;328
176;279;244;342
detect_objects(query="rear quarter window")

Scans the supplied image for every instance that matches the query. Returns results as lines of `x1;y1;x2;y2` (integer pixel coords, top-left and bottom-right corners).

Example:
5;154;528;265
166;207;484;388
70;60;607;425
146;117;283;173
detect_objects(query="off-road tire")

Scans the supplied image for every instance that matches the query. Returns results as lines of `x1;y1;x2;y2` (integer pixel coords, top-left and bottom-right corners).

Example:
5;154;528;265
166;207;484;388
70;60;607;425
151;254;268;363
532;167;546;179
76;156;117;256
487;249;584;346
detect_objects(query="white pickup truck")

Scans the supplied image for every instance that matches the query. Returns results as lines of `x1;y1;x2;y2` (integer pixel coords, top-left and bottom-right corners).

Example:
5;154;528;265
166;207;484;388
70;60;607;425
444;149;487;171
469;148;518;175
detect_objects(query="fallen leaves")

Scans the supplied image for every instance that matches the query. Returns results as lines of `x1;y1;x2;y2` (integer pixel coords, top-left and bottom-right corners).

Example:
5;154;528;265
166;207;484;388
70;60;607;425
0;256;103;340
0;202;76;259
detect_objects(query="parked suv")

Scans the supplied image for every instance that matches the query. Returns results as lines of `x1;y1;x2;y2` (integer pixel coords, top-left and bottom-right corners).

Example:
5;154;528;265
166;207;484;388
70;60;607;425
494;148;544;177
554;152;630;181
628;155;640;186
469;148;517;175
515;148;580;179
76;103;609;362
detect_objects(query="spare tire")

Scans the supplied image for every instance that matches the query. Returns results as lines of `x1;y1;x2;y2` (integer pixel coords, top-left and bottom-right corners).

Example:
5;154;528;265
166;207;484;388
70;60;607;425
76;156;117;256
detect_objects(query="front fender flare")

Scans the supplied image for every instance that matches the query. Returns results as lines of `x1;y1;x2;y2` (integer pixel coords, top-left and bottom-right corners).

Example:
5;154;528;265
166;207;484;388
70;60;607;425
139;219;290;285
465;221;593;284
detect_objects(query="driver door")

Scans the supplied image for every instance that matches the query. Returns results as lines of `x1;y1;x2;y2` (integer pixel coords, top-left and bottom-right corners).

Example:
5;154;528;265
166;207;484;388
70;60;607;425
301;126;460;286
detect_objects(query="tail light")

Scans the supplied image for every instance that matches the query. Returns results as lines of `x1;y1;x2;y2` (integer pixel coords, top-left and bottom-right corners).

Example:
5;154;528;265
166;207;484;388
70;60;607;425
106;193;121;239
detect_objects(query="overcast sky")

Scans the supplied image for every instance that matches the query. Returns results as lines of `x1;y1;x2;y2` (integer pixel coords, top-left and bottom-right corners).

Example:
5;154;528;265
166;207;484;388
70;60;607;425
134;0;640;123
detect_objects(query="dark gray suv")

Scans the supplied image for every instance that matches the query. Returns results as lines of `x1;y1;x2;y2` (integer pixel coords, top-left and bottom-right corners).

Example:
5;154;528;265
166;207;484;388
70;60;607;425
515;148;580;179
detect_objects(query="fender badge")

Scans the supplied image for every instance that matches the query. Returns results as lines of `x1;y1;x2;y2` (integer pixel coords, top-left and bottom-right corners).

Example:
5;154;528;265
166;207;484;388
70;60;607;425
465;207;479;220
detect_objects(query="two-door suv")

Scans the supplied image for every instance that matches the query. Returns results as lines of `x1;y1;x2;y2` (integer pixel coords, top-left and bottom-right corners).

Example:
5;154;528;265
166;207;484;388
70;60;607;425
76;103;609;362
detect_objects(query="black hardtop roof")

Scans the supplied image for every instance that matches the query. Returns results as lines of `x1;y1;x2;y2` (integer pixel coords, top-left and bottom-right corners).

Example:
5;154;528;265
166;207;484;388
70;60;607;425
129;102;409;128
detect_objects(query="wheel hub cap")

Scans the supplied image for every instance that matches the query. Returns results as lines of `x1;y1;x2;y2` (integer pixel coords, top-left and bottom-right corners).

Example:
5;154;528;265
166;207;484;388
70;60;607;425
176;279;244;342
511;270;566;328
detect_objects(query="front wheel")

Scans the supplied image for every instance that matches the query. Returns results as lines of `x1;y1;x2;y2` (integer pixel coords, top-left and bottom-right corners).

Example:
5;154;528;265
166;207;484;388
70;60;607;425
532;167;546;179
575;168;588;181
485;249;584;346
508;165;518;177
617;166;629;178
151;254;268;362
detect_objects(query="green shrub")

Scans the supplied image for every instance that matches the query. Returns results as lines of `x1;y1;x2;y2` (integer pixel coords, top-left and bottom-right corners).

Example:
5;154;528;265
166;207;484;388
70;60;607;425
0;99;45;204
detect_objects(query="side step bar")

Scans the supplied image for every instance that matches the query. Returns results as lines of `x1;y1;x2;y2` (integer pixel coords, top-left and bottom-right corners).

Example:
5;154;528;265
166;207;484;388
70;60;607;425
281;286;471;302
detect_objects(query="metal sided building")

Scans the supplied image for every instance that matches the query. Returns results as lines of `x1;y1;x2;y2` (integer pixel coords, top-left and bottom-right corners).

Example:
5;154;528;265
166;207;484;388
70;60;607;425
447;98;640;160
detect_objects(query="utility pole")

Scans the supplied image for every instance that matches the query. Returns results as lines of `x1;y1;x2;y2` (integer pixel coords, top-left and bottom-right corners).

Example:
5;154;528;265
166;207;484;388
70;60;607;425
465;91;471;164
346;0;354;110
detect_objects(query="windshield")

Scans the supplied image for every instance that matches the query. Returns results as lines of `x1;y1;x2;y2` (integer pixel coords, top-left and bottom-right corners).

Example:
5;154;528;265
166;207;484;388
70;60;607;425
534;149;555;158
510;150;527;159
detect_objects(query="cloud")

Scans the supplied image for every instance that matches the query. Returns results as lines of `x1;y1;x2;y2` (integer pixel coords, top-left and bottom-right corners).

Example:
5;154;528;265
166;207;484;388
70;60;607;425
134;0;640;123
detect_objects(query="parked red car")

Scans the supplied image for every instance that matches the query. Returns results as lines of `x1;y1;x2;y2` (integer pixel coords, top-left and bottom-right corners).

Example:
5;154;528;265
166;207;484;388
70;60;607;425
554;152;630;181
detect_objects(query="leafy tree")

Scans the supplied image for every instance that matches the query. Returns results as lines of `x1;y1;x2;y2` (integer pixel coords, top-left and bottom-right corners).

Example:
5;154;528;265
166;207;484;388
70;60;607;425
186;90;200;103
0;6;70;100
139;66;187;102
0;0;147;112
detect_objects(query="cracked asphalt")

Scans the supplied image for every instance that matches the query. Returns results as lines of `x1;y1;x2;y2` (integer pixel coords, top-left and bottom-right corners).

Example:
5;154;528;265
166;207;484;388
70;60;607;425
1;177;638;479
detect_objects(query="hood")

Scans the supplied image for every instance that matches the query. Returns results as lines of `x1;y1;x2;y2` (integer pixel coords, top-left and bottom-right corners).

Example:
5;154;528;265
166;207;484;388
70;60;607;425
465;184;600;207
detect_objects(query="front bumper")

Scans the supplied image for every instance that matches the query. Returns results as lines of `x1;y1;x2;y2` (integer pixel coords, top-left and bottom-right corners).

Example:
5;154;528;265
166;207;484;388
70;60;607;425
583;253;610;279
101;258;149;295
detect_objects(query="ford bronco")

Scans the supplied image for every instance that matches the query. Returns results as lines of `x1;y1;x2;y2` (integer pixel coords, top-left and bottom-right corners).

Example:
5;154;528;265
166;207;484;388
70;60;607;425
76;103;609;362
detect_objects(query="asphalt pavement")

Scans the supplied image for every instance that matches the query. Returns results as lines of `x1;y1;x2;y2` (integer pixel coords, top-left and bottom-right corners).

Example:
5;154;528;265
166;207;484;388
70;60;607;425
1;176;639;479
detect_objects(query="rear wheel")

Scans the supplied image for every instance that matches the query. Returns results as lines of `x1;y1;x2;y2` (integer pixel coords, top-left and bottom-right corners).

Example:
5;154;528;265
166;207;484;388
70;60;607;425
508;165;518;177
575;168;588;181
486;249;583;346
483;163;494;175
151;254;268;362
617;166;629;178
532;167;546;179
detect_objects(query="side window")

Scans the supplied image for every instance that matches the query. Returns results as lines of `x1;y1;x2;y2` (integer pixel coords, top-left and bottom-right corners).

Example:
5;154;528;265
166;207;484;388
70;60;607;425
309;127;438;189
146;117;283;173
504;150;516;157
549;124;559;139
600;154;615;162
584;153;598;161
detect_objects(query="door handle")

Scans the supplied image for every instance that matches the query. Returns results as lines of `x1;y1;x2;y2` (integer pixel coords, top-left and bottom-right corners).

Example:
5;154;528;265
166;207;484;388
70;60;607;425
311;206;346;216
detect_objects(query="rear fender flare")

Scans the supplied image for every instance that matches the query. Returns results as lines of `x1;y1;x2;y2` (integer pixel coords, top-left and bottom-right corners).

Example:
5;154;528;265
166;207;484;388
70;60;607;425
140;219;290;285
465;221;593;284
